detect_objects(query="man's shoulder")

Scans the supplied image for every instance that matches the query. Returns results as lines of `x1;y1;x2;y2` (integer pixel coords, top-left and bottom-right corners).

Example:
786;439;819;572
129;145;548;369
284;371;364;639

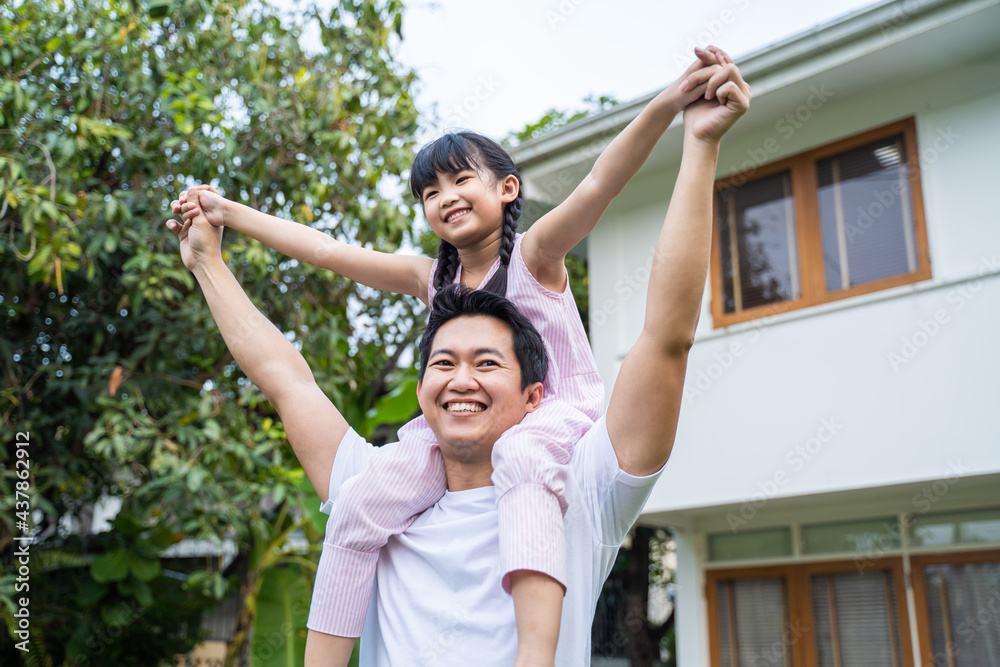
569;416;623;481
567;416;664;543
320;428;377;514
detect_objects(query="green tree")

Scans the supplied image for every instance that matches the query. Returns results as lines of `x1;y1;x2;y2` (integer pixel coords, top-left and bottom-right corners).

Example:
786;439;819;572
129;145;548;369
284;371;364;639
502;94;619;148
621;526;675;667
1;0;421;664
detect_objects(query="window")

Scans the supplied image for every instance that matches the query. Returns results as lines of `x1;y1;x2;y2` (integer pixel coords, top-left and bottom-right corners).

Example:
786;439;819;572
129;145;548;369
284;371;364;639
707;561;913;666
811;569;906;666
910;508;1000;548
715;575;792;666
800;517;900;555
709;527;794;562
912;551;1000;667
711;118;931;326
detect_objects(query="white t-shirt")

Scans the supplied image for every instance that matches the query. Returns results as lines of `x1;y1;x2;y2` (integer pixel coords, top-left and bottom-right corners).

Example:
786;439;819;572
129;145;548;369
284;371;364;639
324;416;663;666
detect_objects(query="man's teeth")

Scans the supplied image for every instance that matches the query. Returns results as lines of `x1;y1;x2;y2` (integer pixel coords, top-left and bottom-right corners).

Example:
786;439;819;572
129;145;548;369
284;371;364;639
446;402;484;412
446;210;468;222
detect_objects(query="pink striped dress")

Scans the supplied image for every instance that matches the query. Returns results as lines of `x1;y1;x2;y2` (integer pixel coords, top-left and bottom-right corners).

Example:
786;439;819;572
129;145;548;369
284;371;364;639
308;233;604;637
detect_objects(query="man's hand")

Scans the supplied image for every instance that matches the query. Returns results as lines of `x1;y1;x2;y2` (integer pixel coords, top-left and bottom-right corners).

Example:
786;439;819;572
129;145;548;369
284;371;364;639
165;207;223;272
683;61;751;145
171;184;227;227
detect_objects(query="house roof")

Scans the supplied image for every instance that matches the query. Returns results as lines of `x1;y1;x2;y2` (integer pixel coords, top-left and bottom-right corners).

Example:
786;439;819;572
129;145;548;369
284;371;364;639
642;471;1000;535
510;0;1000;183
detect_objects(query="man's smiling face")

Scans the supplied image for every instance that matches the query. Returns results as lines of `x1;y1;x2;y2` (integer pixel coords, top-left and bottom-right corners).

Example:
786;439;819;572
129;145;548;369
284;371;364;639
418;315;542;470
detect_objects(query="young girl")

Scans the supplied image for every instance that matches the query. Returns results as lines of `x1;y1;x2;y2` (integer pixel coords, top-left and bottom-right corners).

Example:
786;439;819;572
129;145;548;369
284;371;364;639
176;47;736;665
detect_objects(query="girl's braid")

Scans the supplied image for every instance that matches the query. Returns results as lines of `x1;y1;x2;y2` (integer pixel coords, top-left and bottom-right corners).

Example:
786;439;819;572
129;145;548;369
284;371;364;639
481;188;522;297
433;240;462;292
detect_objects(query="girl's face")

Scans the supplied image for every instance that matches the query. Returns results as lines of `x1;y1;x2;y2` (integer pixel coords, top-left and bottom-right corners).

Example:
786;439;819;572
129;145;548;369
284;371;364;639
420;168;518;252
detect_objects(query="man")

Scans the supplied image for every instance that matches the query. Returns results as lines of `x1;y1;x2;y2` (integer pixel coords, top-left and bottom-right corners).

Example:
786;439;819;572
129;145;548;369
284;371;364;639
166;61;749;665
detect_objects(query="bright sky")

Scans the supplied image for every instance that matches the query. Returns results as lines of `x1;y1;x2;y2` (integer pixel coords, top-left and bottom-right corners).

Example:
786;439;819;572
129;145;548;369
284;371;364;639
280;0;881;140
397;0;884;139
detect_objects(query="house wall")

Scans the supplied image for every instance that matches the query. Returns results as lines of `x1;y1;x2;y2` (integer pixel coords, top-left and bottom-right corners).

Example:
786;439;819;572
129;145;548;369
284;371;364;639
587;63;1000;515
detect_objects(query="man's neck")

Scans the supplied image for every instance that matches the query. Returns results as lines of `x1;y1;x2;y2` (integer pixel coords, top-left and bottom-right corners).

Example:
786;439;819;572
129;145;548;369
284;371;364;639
443;459;494;492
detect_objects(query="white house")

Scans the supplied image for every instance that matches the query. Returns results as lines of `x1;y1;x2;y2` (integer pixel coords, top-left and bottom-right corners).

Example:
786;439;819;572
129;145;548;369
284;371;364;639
511;0;1000;664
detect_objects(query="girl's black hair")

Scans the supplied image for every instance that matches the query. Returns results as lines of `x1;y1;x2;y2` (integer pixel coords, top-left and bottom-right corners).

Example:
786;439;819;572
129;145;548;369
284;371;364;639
409;132;522;298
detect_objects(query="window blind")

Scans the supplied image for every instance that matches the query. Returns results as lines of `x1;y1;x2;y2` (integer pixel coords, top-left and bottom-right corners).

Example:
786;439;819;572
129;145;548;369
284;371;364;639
816;134;917;291
811;570;903;667
716;576;791;667
924;562;1000;666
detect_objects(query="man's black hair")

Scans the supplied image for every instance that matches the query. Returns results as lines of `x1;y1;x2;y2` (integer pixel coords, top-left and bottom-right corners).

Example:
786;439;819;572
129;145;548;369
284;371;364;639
418;284;548;390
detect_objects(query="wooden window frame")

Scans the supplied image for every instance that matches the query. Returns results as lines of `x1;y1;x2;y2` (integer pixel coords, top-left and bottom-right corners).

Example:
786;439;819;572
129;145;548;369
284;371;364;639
706;559;914;667
710;117;932;328
910;549;1000;667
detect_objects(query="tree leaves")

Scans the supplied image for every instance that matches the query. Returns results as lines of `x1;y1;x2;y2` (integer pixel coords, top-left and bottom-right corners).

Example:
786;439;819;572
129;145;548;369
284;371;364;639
126;552;162;582
148;0;172;20
362;374;418;438
1;0;422;662
251;565;312;667
91;550;129;583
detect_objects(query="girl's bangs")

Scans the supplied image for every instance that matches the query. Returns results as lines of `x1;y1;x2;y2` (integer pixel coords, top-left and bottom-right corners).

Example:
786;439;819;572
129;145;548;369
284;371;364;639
409;134;480;199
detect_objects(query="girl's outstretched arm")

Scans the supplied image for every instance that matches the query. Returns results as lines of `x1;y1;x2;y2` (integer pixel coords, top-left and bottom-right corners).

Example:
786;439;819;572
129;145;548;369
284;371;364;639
175;188;434;303
521;47;733;288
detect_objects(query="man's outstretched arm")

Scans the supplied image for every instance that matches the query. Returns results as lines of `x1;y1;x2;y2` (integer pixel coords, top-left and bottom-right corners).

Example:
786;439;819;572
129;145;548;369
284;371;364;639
606;64;751;477
166;214;346;501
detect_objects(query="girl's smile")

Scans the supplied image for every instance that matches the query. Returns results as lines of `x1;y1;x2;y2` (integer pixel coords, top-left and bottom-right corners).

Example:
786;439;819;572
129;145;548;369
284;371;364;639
443;207;471;223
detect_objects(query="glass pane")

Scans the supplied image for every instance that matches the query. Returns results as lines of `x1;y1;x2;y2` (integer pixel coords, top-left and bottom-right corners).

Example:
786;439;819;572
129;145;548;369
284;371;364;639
709;528;793;561
911;508;1000;547
717;171;800;314
717;577;791;667
816;134;918;291
812;570;903;667
801;518;899;555
924;561;1000;665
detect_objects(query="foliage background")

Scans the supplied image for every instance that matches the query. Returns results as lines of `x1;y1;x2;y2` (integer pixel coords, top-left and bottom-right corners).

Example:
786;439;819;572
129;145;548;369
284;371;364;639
1;0;422;664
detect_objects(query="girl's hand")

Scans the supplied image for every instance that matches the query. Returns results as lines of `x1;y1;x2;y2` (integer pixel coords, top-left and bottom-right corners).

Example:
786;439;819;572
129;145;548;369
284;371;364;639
683;63;751;145
171;184;226;227
171;184;212;215
165;209;224;272
661;46;734;115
